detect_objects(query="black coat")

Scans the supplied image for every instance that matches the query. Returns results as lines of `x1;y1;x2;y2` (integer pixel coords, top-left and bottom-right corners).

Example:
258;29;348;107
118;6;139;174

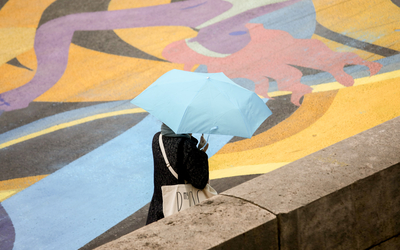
146;132;209;225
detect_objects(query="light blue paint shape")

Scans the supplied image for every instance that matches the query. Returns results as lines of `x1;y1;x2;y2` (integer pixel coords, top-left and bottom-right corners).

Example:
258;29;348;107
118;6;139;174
2;114;235;250
297;54;400;87
265;54;400;91
231;78;255;91
250;0;316;39
195;64;208;73
375;53;400;67
2;115;159;250
268;81;279;92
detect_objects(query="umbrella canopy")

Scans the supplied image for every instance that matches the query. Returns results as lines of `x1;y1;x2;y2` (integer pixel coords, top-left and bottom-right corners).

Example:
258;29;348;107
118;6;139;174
131;69;272;138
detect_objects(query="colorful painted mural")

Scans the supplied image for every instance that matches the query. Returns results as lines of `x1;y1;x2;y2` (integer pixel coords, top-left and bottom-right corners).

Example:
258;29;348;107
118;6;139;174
1;0;400;249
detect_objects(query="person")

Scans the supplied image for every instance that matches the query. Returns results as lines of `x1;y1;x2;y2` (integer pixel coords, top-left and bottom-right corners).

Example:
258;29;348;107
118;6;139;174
146;123;209;225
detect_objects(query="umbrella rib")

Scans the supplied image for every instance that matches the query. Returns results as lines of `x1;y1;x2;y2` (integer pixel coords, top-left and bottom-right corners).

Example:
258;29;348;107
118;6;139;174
177;81;205;133
239;93;256;137
211;79;253;137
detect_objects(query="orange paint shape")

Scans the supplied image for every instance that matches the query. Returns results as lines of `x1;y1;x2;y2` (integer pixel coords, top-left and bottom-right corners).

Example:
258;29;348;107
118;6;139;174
35;44;185;102
209;76;400;171
0;0;57;28
0;175;48;191
108;0;170;10
0;49;37;94
313;0;400;52
218;90;338;154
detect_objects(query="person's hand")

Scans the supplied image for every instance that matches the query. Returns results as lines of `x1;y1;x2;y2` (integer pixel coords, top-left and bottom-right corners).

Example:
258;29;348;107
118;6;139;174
200;143;209;153
198;134;208;152
198;134;206;148
201;143;209;152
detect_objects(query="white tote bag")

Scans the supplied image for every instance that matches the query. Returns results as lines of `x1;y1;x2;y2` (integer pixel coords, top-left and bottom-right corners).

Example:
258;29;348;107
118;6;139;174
159;134;217;217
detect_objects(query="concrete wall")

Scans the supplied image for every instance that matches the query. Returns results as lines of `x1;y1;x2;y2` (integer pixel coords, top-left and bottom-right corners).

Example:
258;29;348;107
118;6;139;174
95;116;400;249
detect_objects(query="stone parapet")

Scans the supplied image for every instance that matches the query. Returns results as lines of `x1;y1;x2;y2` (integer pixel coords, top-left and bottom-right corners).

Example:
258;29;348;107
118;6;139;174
95;195;277;249
96;116;400;249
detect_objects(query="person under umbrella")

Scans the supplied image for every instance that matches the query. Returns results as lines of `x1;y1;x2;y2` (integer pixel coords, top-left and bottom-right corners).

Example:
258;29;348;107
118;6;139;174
146;123;209;224
132;69;272;223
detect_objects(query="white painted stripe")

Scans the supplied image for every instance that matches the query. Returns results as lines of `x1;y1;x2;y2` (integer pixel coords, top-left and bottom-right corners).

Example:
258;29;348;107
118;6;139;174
0;100;139;144
0;108;146;149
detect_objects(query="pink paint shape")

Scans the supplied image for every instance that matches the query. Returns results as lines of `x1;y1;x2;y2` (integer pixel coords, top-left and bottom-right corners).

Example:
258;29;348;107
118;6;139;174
163;23;382;106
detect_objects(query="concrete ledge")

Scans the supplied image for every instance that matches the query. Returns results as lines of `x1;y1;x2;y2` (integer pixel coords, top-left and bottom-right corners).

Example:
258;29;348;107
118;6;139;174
95;195;277;250
95;116;400;249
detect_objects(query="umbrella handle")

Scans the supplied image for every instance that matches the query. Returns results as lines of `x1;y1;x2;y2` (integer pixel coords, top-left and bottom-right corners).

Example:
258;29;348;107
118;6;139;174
201;126;218;150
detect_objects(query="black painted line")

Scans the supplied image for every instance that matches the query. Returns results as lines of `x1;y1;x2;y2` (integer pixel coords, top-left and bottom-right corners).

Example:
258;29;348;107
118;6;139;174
0;0;8;11
391;0;400;8
71;30;167;62
38;0;167;62
6;58;33;71
314;22;400;57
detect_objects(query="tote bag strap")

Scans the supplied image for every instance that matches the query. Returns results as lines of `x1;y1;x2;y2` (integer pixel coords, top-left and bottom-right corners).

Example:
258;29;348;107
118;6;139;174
159;134;179;179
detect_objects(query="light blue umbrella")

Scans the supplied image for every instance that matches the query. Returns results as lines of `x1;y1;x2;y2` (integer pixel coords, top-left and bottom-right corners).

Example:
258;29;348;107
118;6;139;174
131;69;272;138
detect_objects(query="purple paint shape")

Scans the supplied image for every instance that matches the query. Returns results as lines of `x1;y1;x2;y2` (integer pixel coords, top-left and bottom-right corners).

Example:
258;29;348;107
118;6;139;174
229;31;247;36
181;1;207;10
0;0;302;113
190;0;302;54
0;0;231;112
0;203;15;250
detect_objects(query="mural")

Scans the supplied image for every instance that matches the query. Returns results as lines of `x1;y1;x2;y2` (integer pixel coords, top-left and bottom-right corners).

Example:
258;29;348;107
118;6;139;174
1;0;400;249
